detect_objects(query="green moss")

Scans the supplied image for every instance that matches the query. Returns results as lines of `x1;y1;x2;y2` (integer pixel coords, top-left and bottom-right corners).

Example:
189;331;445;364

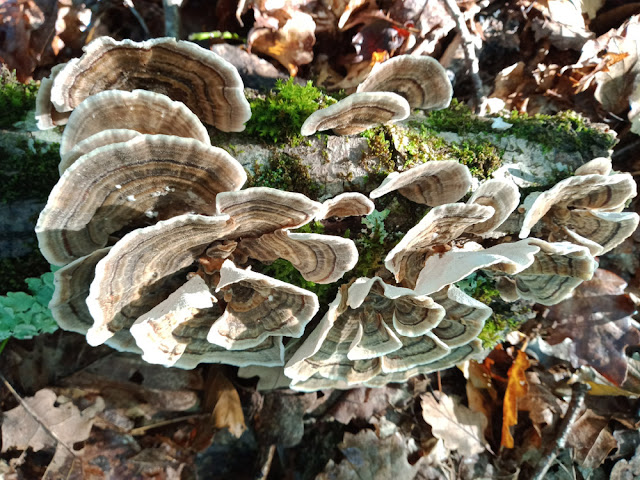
0;67;38;128
247;152;320;200
0;135;60;203
424;99;616;157
449;140;503;180
456;272;531;349
351;209;390;279
246;78;336;145
360;127;395;176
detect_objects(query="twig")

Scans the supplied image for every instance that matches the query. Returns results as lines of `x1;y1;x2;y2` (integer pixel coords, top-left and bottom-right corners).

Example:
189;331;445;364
128;413;208;436
0;371;78;456
529;382;589;480
255;444;276;480
123;0;151;39
162;0;182;38
441;0;487;114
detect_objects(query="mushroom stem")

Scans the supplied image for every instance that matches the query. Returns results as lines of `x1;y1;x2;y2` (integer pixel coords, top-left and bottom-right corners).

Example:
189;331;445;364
442;0;486;114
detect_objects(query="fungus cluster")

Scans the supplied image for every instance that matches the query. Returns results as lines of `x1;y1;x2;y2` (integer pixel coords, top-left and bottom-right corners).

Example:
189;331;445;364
36;37;639;392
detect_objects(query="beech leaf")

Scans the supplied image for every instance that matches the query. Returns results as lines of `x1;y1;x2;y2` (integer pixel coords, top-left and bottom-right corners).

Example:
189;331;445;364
501;349;530;448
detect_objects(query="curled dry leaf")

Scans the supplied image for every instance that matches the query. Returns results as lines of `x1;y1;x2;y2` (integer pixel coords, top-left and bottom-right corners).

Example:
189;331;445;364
421;391;489;456
501;349;530;449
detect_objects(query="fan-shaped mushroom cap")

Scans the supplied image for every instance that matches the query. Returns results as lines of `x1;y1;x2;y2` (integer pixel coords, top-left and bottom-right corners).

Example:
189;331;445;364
385;203;495;285
519;173;637;238
511;239;598;305
85;188;357;347
466;178;520;235
59;90;211;158
300;91;410;136
49;249;141;353
370;161;472;206
356;55;453;110
216;188;323;236
59;129;142;174
316;192;375;220
574;157;612;176
35;63;71;130
50;36;251;131
36;135;246;266
129;263;314;368
413;240;540;295
235;229;359;283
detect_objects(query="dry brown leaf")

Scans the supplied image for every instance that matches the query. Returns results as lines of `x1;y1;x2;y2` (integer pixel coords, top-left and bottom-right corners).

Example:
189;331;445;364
318;429;422;480
567;410;618;468
544;269;640;386
326;387;404;424
208;369;246;438
248;7;316;76
421;391;489;456
1;388;103;453
501;349;530;449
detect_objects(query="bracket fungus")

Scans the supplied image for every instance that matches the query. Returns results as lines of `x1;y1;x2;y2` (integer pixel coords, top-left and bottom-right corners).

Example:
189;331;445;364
283;278;489;391
356;55;453;111
519;160;639;255
316;192;375;220
49;36;251;131
83;188;357;364
300;91;410;136
58;89;211;161
36;134;247;266
35;63;71;130
370;160;473;206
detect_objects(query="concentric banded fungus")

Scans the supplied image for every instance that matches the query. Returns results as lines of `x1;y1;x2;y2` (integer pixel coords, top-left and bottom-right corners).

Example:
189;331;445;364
35;63;71;129
356;55;453;110
59;90;211;159
316;192;375;220
50;36;251;131
574;157;612;176
49;249;140;353
413;240;540;295
85;188;357;350
284;279;488;390
300;91;410;136
370;160;472;206
59;129;142;174
36;135;246;266
508;239;598;305
129;260;318;368
235;230;359;283
385;203;495;286
466;178;520;235
519;167;638;255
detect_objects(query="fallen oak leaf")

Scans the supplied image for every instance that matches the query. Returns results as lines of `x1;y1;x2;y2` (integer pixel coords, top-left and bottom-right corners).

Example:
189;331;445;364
501;348;531;449
421;391;490;456
544;269;640;386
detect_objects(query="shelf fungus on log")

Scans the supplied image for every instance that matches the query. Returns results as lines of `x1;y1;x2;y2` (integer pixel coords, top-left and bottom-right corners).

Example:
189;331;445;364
283;278;488;391
316;192;375;220
503;239;598;306
129;262;318;368
519;160;639;255
369;160;472;206
49;36;252;132
59;89;211;164
356;55;453;111
413;240;541;296
466;178;521;236
35;63;71;129
83;188;358;363
36;134;246;266
300;91;410;136
59;129;142;174
385;203;495;287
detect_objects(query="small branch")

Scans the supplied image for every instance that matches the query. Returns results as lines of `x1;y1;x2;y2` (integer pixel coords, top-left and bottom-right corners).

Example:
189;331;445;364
441;0;487;114
0;371;78;456
128;413;208;436
123;0;151;39
162;0;182;38
529;382;589;480
255;444;276;480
